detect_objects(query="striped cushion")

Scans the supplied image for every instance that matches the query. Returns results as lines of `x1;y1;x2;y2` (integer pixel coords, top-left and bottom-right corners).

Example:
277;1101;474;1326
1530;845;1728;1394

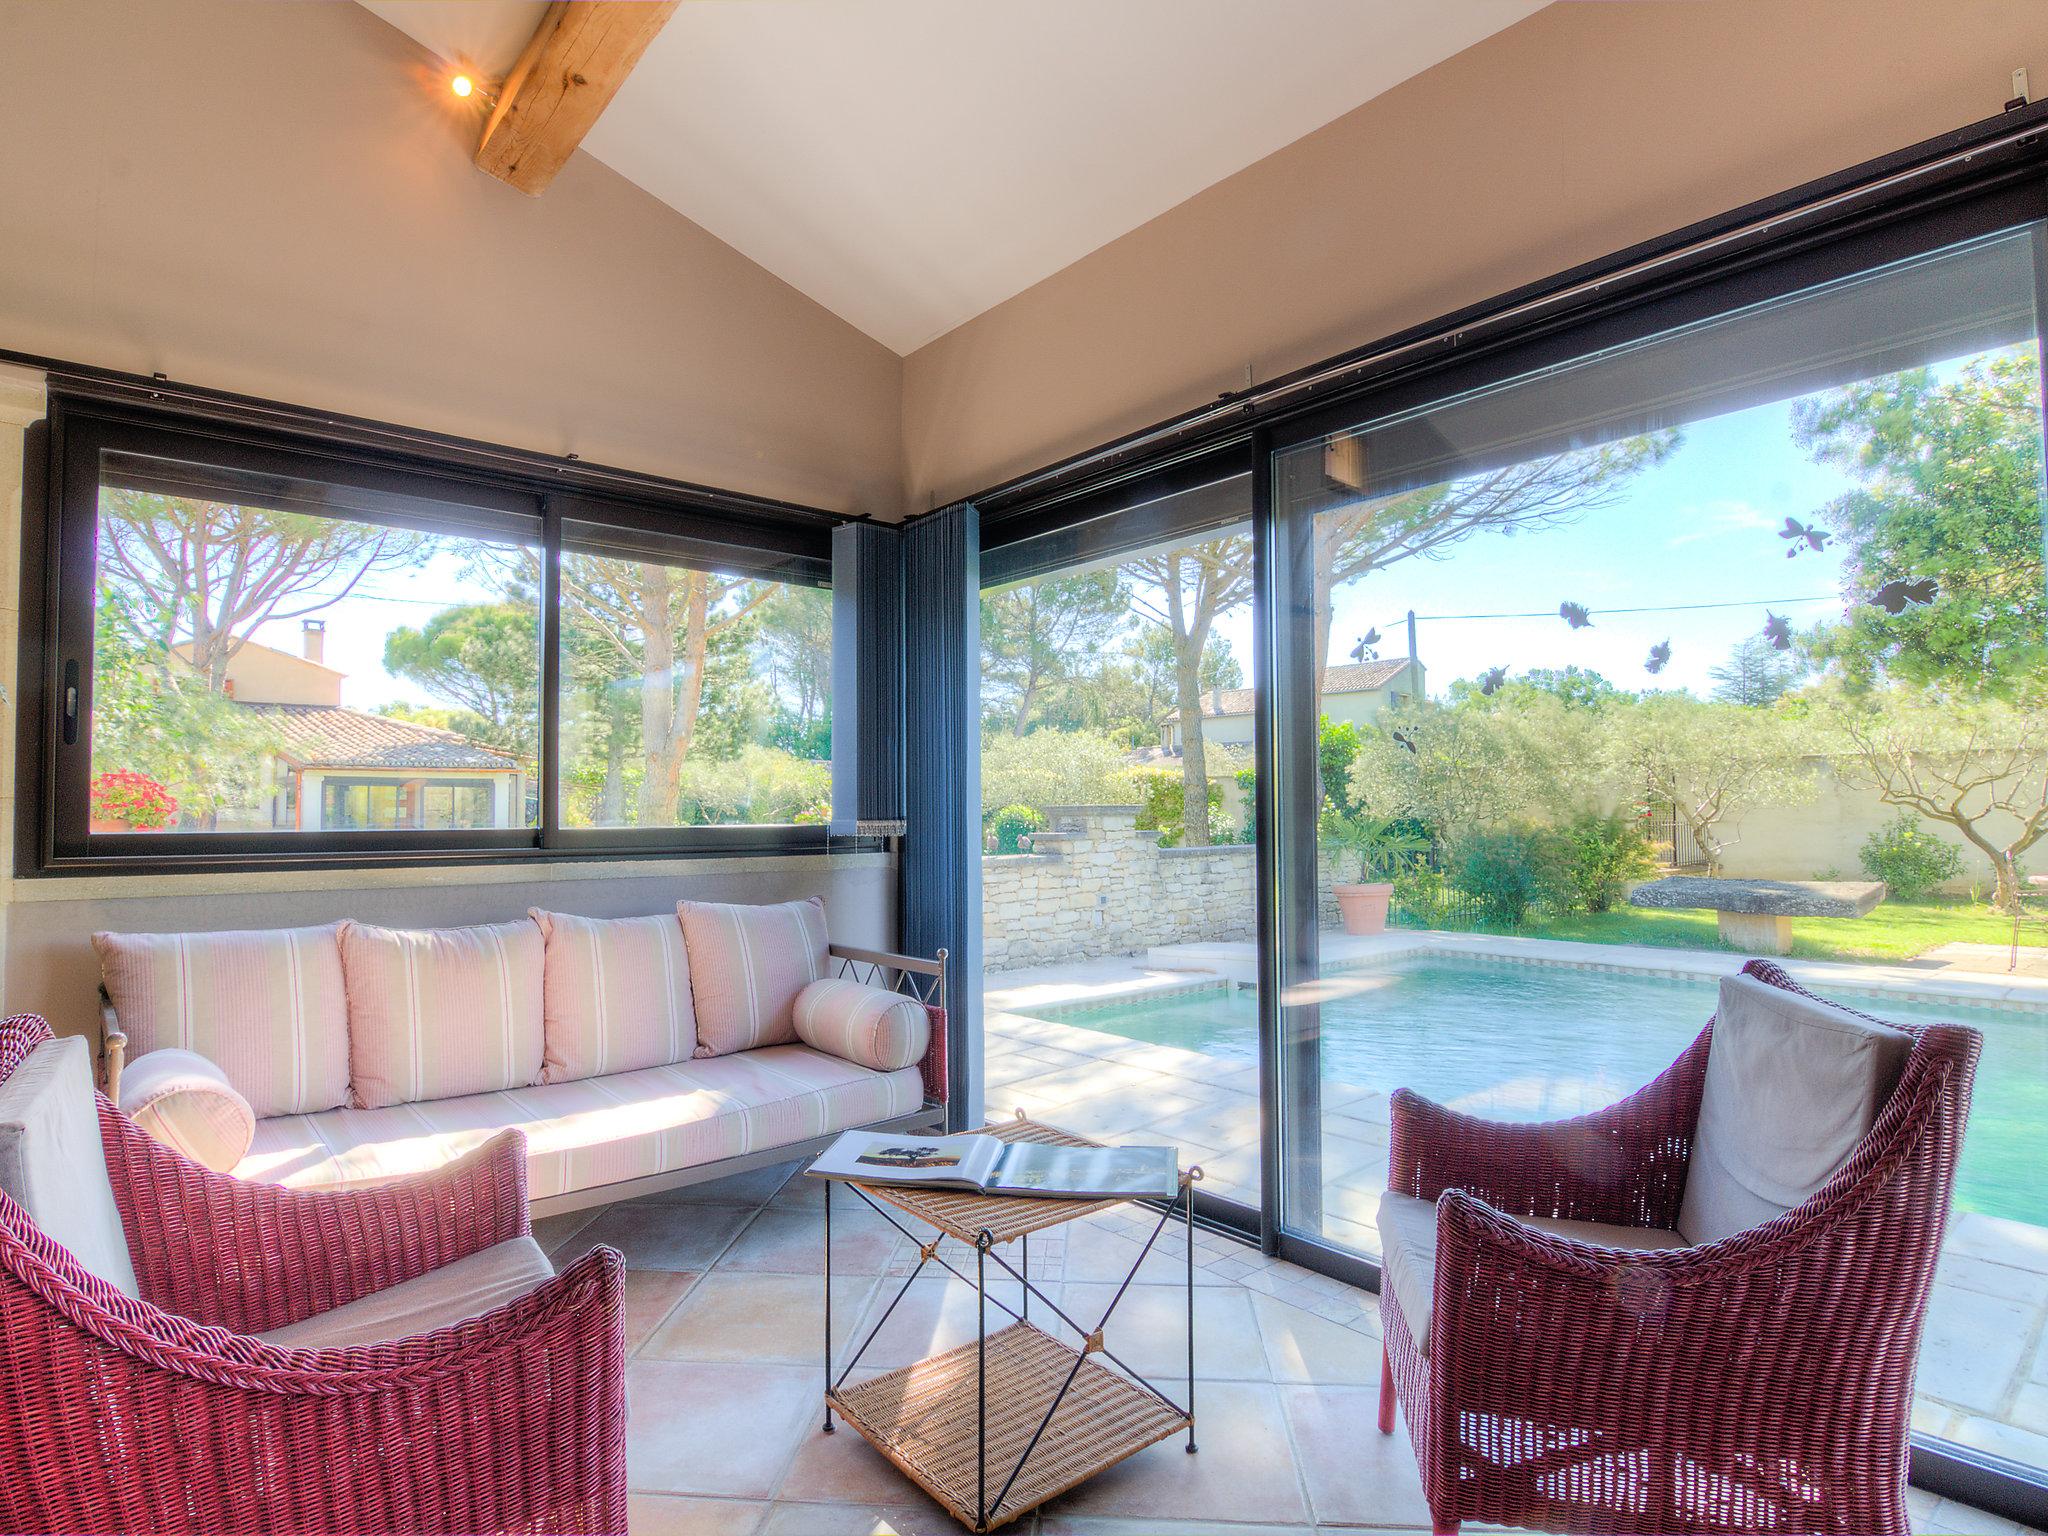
340;919;544;1109
532;909;697;1083
678;898;831;1057
238;1044;922;1200
793;977;930;1072
116;1047;256;1173
93;925;349;1117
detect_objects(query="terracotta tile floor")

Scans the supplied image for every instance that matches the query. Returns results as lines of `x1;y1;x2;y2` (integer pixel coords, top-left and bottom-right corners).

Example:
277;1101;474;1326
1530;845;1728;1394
555;1158;2047;1536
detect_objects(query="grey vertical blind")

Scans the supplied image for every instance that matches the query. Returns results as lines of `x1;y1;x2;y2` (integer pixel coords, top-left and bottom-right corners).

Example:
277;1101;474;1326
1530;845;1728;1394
901;503;983;1127
831;521;906;836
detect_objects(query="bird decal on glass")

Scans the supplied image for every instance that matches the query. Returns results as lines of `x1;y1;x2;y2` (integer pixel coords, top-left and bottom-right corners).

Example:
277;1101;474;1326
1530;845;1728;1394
1778;517;1832;557
1350;627;1381;664
1559;601;1593;630
1477;666;1508;696
1762;611;1794;651
1871;578;1939;614
1646;639;1672;675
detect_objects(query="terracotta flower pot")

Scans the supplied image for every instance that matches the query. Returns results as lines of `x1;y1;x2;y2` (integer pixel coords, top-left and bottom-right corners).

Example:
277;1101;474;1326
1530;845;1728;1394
1332;880;1394;935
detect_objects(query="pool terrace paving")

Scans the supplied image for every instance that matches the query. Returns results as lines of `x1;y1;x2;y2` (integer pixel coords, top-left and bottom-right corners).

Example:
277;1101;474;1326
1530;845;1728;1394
981;929;2048;1479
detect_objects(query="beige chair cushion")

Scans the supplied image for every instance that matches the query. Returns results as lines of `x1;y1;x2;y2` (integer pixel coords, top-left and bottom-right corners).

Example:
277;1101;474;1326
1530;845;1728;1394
1677;973;1912;1246
1377;1191;1685;1358
0;1037;140;1298
118;1047;256;1173
256;1235;553;1349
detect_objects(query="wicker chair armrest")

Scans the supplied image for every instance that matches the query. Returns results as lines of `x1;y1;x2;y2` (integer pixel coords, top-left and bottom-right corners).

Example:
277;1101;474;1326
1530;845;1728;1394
1386;1024;1710;1229
0;1226;626;1534
103;1108;531;1334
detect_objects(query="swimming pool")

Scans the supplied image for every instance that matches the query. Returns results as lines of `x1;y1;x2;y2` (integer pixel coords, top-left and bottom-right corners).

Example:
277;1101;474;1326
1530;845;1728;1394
1025;957;2048;1229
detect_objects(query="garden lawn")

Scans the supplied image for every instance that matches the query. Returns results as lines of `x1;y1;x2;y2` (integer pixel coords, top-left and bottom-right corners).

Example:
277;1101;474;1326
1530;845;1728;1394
1398;897;2048;964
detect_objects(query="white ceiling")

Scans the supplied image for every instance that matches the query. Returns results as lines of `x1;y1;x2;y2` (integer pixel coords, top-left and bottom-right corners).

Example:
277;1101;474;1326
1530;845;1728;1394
362;0;1545;355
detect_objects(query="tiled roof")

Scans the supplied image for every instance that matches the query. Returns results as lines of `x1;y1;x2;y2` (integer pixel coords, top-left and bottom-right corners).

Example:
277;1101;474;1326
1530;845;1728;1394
1198;658;1413;717
238;704;519;771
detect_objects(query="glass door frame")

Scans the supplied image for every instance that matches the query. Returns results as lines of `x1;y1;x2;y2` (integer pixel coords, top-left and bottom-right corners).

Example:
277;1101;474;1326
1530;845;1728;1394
978;172;2048;1524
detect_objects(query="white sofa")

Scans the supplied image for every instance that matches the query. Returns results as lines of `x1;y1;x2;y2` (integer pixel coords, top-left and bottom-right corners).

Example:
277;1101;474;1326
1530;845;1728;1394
94;898;947;1216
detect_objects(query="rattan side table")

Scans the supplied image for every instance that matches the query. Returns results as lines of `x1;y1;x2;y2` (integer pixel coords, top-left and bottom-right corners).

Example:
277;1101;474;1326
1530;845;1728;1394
814;1115;1200;1533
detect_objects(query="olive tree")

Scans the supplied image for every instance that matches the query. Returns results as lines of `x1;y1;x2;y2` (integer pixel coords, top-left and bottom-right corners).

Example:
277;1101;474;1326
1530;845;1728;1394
1605;694;1817;875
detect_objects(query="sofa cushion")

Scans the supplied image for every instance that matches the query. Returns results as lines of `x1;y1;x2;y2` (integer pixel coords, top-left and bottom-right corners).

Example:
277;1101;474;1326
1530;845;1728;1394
0;1036;140;1298
1377;1191;1684;1358
94;924;349;1117
678;898;831;1058
794;977;929;1072
341;918;545;1109
256;1236;554;1349
1677;973;1913;1247
117;1047;255;1174
239;1044;923;1201
532;909;697;1083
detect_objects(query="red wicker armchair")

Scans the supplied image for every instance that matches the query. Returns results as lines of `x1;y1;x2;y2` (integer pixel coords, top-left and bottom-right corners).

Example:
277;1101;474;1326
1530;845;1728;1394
0;1012;628;1536
1376;960;1982;1536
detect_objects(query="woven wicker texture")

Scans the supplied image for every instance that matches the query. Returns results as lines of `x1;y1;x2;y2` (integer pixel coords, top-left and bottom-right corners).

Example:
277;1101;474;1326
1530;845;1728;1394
830;1319;1188;1531
1378;958;1982;1536
856;1117;1150;1244
0;1011;629;1536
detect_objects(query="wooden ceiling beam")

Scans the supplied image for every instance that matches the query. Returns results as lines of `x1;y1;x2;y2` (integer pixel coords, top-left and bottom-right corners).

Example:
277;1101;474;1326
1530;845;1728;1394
476;0;680;196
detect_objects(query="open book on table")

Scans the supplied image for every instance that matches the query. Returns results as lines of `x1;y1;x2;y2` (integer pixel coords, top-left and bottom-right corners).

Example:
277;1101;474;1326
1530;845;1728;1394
807;1130;1180;1201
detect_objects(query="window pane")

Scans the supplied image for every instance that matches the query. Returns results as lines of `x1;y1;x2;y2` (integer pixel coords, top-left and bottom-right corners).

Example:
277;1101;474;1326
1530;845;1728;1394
554;541;832;828
89;453;541;835
1271;226;2048;1464
978;471;1261;1213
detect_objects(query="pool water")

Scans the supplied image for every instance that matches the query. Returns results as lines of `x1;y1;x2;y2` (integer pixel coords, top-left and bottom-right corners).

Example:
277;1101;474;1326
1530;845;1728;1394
1029;959;2048;1229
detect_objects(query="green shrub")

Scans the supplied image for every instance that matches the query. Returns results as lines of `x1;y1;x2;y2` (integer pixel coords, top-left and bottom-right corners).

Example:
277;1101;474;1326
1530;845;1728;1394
1859;813;1964;899
1390;863;1447;926
988;803;1046;854
1448;826;1552;926
1134;773;1226;848
1551;811;1658;913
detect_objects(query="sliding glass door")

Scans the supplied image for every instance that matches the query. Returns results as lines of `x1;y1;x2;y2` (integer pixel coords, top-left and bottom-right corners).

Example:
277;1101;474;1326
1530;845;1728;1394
977;452;1264;1222
1267;220;2048;1473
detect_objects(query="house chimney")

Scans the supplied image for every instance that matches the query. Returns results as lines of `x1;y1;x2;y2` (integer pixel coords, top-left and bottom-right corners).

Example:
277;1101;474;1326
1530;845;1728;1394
302;619;326;666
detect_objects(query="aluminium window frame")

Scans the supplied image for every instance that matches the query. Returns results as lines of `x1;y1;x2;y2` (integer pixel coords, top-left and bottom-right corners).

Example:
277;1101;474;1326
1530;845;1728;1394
22;390;850;875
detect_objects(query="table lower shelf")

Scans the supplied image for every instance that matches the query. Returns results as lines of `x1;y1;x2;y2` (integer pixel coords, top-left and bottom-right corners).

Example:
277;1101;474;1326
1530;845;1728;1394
826;1319;1190;1532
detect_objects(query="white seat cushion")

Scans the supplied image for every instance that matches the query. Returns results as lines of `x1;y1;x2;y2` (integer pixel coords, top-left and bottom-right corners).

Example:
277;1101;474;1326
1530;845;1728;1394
1377;1191;1685;1358
256;1235;553;1349
238;1044;923;1200
1677;973;1912;1246
0;1037;140;1298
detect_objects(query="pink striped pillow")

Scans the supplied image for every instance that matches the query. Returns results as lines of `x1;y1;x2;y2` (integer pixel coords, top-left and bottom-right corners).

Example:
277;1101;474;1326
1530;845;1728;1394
93;925;350;1117
678;898;831;1058
340;919;545;1109
531;909;697;1082
793;977;930;1072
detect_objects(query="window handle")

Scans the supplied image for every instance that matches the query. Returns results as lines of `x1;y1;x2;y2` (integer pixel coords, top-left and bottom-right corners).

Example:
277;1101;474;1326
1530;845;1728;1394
62;659;78;746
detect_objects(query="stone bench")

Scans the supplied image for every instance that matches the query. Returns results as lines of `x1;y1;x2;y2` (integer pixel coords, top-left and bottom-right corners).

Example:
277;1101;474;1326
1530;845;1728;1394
1628;876;1887;955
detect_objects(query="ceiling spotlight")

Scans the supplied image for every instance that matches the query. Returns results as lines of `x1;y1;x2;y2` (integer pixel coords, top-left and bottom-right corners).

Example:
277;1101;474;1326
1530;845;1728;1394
450;73;475;99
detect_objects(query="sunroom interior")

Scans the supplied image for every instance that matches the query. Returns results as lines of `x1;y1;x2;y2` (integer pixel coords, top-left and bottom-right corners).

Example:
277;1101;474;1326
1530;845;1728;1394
3;2;2048;1534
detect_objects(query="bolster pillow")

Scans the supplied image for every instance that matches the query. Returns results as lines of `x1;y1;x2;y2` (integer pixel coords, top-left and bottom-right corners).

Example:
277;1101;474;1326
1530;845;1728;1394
117;1047;256;1174
792;977;930;1073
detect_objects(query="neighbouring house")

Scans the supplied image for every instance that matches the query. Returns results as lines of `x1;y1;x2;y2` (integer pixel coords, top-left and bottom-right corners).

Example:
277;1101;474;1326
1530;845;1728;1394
172;620;525;832
1158;656;1426;754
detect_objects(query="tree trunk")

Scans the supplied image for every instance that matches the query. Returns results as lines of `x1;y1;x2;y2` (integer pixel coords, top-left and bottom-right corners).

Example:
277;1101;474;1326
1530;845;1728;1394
635;568;711;826
1167;562;1213;847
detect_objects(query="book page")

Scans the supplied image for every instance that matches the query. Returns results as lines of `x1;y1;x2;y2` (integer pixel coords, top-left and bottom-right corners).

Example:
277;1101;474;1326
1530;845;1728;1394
808;1130;1004;1188
986;1142;1180;1200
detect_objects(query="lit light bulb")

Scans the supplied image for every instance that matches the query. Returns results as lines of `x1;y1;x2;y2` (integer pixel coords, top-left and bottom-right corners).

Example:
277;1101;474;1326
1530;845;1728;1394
451;74;475;99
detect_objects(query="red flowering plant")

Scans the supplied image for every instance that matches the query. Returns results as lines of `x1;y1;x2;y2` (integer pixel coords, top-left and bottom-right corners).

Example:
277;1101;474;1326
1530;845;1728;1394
90;770;179;831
